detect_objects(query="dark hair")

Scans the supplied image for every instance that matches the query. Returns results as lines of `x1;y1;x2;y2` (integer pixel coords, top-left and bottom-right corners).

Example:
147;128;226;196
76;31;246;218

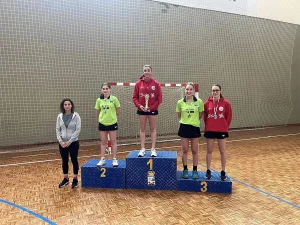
60;98;74;113
143;65;152;71
101;82;111;89
212;84;223;98
100;83;111;99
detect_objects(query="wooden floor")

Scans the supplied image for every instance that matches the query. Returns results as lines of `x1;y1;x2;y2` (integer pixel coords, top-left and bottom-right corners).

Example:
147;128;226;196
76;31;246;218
0;125;300;225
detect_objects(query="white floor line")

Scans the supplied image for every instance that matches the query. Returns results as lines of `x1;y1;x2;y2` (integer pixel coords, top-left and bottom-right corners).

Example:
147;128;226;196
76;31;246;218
2;125;297;154
12;153;57;158
0;126;296;154
0;133;299;167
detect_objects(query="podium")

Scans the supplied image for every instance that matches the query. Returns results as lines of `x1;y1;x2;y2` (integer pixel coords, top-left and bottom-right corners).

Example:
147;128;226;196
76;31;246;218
177;171;232;193
81;159;126;189
126;151;177;190
81;151;232;193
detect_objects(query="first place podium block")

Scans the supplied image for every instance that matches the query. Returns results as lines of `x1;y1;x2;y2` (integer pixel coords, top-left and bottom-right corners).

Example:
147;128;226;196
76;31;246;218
126;151;177;190
177;171;232;193
81;159;126;189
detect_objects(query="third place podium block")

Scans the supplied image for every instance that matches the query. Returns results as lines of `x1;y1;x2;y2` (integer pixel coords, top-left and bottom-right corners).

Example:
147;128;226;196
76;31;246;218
81;159;126;189
177;170;232;193
126;151;177;190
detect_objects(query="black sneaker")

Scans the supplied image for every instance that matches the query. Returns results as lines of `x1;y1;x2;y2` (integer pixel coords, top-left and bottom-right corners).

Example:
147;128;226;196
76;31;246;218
220;170;227;181
205;169;212;179
59;178;69;188
72;179;79;188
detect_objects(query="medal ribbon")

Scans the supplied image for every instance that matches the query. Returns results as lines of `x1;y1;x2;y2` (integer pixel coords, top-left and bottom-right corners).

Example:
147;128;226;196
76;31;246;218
214;100;219;117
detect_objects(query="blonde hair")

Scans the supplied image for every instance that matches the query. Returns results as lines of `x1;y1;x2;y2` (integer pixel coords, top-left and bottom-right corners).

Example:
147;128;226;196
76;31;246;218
186;82;195;89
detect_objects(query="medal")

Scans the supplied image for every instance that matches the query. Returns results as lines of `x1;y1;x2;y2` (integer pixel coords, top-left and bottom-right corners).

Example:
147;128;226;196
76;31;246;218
187;108;192;118
213;100;219;119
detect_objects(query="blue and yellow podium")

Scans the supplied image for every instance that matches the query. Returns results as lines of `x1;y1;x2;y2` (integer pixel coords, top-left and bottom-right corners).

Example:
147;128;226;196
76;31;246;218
81;150;232;193
126;151;177;190
81;159;126;189
177;171;232;193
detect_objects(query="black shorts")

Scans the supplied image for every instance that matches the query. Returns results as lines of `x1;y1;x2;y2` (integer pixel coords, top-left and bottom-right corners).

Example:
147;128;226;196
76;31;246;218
204;131;229;139
137;110;158;116
178;123;201;139
98;122;118;131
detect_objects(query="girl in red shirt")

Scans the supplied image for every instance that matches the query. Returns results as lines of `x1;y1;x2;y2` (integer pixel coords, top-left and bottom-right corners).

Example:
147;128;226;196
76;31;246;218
132;65;162;157
204;84;232;181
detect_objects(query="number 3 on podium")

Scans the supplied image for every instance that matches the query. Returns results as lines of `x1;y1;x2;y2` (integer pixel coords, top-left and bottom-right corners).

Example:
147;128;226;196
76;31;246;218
200;181;207;192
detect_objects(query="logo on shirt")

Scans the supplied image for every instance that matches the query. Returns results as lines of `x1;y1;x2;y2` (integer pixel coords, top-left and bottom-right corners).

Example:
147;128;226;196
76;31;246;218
207;113;224;119
219;106;224;111
151;86;155;90
186;109;195;113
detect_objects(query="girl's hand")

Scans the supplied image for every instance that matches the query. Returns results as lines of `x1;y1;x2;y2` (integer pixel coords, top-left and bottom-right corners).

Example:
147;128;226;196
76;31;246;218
140;105;147;112
59;142;66;148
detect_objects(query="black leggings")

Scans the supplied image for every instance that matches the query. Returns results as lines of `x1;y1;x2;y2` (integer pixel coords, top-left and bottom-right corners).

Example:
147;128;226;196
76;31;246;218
59;141;79;175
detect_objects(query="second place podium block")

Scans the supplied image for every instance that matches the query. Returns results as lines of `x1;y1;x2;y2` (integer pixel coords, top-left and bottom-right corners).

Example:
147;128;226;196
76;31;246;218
81;159;126;189
126;151;177;190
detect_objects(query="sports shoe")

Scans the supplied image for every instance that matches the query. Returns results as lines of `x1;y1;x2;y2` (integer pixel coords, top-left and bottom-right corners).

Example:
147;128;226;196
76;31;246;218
150;149;157;157
59;178;69;188
192;170;199;179
138;148;146;157
97;158;106;166
72;179;79;188
205;169;212;179
220;170;227;181
182;169;189;179
112;158;118;167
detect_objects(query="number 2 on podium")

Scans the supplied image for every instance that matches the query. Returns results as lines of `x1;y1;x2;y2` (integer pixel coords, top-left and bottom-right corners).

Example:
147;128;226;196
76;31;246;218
100;168;106;177
147;159;153;170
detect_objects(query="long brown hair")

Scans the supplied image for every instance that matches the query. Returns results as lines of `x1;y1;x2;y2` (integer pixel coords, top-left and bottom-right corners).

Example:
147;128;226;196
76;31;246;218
60;98;75;113
100;83;111;99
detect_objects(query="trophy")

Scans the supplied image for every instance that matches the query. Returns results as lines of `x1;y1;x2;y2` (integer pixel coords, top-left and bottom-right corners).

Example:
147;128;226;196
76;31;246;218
144;94;149;111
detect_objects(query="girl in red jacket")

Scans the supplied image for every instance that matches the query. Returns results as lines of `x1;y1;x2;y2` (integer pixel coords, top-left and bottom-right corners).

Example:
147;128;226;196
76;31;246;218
132;65;162;157
204;84;232;181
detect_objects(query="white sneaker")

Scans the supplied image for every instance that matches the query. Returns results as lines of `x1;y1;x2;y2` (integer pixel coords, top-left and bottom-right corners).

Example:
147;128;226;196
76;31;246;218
138;148;146;157
112;158;118;167
151;149;157;157
97;158;105;166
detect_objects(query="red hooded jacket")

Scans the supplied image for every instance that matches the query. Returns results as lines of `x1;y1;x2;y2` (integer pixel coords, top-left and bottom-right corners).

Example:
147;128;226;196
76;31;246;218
132;76;162;111
204;96;232;132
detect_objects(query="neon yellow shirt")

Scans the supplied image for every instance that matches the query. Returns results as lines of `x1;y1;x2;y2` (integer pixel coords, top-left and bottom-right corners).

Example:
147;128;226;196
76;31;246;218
176;97;204;127
95;95;120;125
